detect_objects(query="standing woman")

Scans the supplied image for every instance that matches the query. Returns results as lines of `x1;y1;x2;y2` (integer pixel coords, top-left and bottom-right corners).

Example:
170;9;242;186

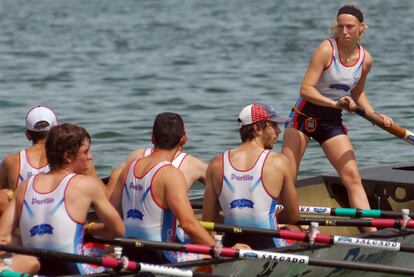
282;4;392;222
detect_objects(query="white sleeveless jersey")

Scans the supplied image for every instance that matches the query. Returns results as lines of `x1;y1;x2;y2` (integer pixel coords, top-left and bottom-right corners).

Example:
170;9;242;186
17;149;50;186
20;174;105;274
315;39;365;100
143;148;187;168
121;159;201;262
219;150;287;247
20;173;82;253
122;160;175;241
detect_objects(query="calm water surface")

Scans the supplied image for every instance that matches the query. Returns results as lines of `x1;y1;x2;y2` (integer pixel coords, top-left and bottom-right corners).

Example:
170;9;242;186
0;0;413;186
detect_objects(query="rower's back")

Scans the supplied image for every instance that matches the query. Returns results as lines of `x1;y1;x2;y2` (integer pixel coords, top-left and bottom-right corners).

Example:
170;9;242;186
122;156;176;241
112;112;215;263
1;123;124;276
0;106;56;192
203;103;300;250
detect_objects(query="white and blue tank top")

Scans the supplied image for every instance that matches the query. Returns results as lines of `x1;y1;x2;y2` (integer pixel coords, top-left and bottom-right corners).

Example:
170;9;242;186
288;39;366;122
17;149;50;187
219;150;288;247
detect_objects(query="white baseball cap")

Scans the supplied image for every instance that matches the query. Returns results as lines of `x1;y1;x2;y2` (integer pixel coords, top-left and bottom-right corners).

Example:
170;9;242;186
25;106;58;132
237;103;287;126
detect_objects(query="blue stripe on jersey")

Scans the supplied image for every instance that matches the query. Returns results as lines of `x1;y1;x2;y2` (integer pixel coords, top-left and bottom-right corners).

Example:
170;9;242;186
355;62;363;75
333;56;340;72
50;198;64;215
73;224;86;274
23;200;35;218
268;199;277;228
269;199;281;247
141;187;151;202
269;200;287;247
223;175;235;193
249;178;262;192
19;174;24;181
161;210;177;263
161;210;175;242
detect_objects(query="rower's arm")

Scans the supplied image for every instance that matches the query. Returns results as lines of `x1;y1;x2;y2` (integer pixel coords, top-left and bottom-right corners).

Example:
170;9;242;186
165;168;214;246
0;153;19;190
277;155;300;224
109;163;131;216
88;177;124;239
0;181;26;246
202;155;221;223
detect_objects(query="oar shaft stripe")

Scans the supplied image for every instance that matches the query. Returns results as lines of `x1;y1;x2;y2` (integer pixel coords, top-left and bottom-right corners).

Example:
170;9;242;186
332;236;400;251
298;218;414;228
277;205;409;218
332;208;381;218
0;271;32;277
238;249;309;264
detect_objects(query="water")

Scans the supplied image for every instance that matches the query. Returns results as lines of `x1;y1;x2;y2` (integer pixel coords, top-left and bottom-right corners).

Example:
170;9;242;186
0;0;413;183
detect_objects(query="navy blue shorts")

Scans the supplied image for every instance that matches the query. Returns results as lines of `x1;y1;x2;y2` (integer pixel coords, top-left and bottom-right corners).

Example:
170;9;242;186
286;108;348;144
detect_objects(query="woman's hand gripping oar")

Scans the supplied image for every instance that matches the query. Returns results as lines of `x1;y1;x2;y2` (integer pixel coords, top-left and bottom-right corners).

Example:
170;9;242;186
354;106;414;145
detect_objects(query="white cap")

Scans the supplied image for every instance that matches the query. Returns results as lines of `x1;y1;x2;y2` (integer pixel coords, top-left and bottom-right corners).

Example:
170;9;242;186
25;106;58;132
237;103;287;126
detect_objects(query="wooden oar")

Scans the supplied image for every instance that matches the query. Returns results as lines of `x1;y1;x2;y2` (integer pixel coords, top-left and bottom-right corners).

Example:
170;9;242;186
278;205;413;219
298;217;414;229
199;221;414;253
90;236;414;275
0;244;223;277
354;106;414;145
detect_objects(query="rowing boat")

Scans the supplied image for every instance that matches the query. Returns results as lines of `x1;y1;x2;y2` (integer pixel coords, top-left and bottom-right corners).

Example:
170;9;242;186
170;163;414;276
4;164;414;276
79;164;414;276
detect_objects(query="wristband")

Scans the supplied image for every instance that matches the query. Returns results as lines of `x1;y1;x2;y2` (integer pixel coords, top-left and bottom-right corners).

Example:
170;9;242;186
6;191;14;202
87;222;95;235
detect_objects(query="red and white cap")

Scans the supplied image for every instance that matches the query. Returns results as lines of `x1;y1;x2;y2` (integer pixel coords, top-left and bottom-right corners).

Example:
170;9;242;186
237;103;287;126
25;105;58;132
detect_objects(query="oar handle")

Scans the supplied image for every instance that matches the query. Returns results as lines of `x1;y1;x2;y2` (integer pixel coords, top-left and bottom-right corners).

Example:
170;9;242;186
298;217;414;229
354;106;414;145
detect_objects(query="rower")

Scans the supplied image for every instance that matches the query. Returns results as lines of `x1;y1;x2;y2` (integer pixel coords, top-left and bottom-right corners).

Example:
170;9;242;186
202;103;300;250
0;106;57;274
105;127;207;198
0;123;124;276
0;105;97;215
110;112;249;263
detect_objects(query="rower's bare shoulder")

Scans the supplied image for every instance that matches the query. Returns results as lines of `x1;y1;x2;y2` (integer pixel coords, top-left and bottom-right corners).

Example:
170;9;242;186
207;154;222;170
312;40;333;60
267;152;291;169
71;175;105;192
1;152;19;169
363;48;373;69
161;164;184;177
126;148;145;164
183;154;207;169
0;152;19;189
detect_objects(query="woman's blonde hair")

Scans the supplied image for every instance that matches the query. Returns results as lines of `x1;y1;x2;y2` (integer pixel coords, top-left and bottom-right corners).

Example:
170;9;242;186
328;4;368;40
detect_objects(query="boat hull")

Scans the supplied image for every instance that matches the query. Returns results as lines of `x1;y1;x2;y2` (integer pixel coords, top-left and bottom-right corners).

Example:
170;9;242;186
170;229;414;277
